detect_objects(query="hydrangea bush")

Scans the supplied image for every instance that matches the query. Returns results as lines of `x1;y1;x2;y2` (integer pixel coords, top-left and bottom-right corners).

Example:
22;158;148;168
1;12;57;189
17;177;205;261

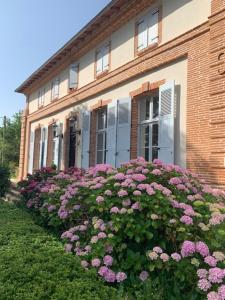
19;158;225;299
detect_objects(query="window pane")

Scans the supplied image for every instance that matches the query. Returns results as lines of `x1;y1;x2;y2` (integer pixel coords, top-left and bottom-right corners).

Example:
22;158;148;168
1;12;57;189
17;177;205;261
97;151;103;164
152;96;159;119
152;123;158;161
97;133;104;151
97;109;106;130
145;99;150;120
140;124;150;161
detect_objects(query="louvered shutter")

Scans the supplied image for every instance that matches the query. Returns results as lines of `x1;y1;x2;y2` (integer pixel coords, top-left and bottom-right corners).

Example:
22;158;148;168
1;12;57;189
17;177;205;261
33;127;41;171
96;50;103;75
148;8;159;44
81;111;90;169
116;97;131;167
158;81;175;164
28;130;35;174
38;90;41;107
55;78;60;98
137;17;148;51
69;64;78;89
46;125;53;167
41;89;45;105
106;100;117;167
103;44;110;71
43;127;48;167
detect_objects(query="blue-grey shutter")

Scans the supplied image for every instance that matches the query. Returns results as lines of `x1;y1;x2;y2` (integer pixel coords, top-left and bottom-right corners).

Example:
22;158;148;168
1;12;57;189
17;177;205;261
148;8;159;44
28;130;35;174
106;100;117;167
81;111;90;169
158;81;175;164
69;64;78;89
116;97;131;167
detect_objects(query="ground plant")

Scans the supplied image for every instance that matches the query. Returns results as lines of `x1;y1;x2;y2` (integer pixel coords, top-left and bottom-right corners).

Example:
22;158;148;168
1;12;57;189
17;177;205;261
0;201;119;300
19;158;225;300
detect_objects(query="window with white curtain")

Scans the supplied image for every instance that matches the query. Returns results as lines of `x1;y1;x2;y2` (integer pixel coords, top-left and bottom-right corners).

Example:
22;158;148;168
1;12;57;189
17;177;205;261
96;43;110;76
139;94;159;161
38;88;45;107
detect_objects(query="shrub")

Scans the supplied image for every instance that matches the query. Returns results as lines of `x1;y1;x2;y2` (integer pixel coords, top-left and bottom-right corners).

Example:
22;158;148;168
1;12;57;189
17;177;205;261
0;201;119;300
19;158;225;299
0;165;10;197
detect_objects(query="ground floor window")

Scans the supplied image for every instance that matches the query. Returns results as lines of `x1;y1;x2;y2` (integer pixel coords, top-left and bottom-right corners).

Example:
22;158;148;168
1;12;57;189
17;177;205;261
68;117;78;168
96;107;107;164
139;94;159;162
52;123;62;169
40;127;47;168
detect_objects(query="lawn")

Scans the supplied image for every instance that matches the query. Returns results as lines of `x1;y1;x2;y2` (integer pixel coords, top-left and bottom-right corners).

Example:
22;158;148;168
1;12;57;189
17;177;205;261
0;201;119;300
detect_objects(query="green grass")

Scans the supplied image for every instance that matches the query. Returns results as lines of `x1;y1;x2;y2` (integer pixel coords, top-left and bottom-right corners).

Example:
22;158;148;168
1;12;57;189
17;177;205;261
0;201;120;300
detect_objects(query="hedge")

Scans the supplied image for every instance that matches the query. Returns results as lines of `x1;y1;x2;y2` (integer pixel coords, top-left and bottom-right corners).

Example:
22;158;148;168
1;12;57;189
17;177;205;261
0;201;119;300
0;166;10;197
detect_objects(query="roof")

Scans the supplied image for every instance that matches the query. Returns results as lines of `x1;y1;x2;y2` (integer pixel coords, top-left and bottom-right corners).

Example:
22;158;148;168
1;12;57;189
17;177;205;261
15;0;122;94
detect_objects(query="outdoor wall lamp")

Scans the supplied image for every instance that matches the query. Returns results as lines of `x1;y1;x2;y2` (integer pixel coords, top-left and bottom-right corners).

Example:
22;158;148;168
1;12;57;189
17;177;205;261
69;116;81;135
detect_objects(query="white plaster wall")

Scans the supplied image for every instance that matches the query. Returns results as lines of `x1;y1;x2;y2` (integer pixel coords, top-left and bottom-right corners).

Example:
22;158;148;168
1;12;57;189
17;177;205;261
30;58;187;169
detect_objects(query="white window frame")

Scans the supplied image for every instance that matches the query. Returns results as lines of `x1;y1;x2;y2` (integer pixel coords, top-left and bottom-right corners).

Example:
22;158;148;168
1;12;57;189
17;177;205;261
96;108;107;164
138;94;159;162
96;43;110;76
38;88;45;108
51;77;60;100
137;7;159;52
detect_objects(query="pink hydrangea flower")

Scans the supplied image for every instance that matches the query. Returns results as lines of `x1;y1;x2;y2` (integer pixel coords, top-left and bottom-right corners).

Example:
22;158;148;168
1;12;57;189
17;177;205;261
114;173;126;180
153;247;163;254
180;215;193;225
171;253;181;262
91;258;101;267
132;174;146;182
160;253;170;262
131;202;141;210
218;285;225;300
104;269;116;282
146;187;155;195
151;169;162;176
196;241;210;257
96;196;104;204
133;190;142;196
81;260;89;268
139;271;149;281
118;190;128;197
208;268;224;283
98;266;109;276
104;190;112;196
98;232;107;239
116;272;127;282
207;291;221;300
198;279;212;292
65;243;73;252
122;199;131;207
197;269;208;279
204;256;217;267
110;206;120;214
181;241;195;257
103;255;113;266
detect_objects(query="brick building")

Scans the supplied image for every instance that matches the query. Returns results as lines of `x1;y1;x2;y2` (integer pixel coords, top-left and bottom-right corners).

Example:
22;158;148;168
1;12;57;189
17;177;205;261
16;0;225;186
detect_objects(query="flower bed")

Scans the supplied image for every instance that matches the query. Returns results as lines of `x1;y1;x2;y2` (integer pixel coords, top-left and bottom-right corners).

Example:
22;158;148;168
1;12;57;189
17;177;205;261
19;158;225;299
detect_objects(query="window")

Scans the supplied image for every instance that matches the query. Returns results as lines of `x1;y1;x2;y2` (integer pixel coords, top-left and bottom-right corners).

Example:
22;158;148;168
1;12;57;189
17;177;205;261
51;77;60;100
38;88;45;108
96;108;107;164
139;95;159;161
137;8;159;52
69;63;79;90
96;43;110;76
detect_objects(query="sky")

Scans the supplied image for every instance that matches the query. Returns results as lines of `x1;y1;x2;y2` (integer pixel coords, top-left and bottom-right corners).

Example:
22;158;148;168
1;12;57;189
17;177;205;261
0;0;110;124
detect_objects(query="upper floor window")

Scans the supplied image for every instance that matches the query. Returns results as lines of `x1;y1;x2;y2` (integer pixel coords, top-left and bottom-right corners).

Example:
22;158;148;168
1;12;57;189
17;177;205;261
69;63;79;90
38;88;45;108
96;43;110;77
51;77;60;100
136;7;159;52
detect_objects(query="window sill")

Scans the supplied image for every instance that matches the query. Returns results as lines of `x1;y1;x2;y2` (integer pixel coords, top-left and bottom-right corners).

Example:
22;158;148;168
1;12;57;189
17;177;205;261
68;87;78;93
136;43;159;57
96;69;109;80
51;97;59;103
38;104;44;109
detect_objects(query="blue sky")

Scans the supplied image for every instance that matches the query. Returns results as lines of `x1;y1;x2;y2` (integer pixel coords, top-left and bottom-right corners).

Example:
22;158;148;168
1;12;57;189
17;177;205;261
0;0;110;123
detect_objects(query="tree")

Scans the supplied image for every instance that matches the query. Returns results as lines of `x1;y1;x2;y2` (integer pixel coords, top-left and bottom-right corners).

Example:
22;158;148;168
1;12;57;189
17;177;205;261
0;112;22;176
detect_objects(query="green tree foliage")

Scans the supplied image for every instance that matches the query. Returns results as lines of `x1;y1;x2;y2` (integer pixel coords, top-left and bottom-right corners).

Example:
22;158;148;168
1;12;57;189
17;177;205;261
0;112;21;175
